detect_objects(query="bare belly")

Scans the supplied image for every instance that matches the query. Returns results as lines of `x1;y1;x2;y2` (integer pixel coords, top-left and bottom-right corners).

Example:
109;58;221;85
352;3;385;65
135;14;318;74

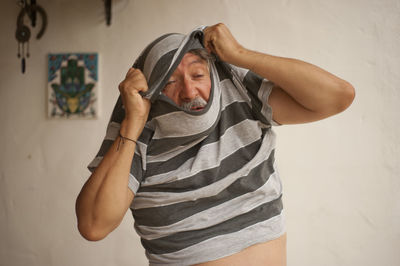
192;233;287;266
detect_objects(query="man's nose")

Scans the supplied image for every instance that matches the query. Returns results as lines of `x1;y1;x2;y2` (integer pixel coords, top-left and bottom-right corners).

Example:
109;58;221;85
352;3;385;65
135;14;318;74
180;79;198;101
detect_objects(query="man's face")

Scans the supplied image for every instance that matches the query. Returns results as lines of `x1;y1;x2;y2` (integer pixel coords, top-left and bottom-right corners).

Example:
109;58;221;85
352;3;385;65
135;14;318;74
162;53;211;111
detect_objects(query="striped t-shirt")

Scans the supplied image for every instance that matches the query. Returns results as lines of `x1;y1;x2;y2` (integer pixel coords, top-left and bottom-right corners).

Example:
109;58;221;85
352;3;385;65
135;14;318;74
88;28;285;265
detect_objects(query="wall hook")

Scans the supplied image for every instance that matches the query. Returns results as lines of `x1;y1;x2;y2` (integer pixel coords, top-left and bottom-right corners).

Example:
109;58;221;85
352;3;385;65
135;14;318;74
15;0;47;73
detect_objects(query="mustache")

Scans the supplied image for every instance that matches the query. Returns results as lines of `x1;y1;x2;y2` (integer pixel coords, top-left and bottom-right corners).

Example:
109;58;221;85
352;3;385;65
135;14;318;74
180;96;207;111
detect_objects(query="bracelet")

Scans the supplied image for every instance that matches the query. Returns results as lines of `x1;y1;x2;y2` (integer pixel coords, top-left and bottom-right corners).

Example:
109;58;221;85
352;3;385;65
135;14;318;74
116;131;137;151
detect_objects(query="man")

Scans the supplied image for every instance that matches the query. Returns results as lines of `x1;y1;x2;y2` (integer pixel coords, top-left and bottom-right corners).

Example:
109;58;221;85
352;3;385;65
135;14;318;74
76;23;355;265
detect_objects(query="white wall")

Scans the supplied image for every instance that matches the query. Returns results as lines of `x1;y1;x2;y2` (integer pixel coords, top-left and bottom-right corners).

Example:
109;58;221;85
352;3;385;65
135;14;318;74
1;0;399;265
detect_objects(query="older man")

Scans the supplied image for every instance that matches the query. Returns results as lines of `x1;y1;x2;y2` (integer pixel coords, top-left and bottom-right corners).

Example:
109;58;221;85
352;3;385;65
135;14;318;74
76;23;355;265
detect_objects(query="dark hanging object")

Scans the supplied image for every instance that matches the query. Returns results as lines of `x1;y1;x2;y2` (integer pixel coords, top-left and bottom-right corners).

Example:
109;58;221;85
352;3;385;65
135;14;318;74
30;0;37;27
15;0;47;74
104;0;112;26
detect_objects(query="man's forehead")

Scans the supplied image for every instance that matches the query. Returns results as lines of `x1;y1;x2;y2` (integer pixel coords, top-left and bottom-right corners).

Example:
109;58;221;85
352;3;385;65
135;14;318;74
177;53;207;69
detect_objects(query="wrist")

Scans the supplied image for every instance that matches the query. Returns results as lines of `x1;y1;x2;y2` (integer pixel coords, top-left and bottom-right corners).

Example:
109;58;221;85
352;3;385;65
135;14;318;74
120;119;142;141
233;48;259;70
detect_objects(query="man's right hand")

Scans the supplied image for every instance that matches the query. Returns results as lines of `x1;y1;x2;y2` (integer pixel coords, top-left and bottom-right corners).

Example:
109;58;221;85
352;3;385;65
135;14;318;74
118;68;151;140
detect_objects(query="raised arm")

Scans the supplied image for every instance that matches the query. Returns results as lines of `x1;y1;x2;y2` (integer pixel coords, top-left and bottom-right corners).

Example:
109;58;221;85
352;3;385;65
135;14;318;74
204;23;355;125
75;68;150;241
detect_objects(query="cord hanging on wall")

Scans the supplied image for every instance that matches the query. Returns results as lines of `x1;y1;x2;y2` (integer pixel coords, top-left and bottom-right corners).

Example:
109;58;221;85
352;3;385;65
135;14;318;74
15;0;47;74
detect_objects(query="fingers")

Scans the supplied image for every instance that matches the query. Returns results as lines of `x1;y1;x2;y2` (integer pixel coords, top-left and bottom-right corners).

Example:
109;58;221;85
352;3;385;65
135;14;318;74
203;23;237;62
203;23;245;65
119;68;151;121
203;24;222;55
119;68;149;94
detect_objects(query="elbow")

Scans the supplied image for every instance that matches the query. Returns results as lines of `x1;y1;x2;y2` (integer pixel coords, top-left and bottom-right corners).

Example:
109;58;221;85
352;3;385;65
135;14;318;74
334;80;355;113
342;81;355;110
77;221;109;242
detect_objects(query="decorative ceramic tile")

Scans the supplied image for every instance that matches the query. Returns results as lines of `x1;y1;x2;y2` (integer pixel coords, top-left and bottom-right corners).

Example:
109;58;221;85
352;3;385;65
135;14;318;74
48;53;98;118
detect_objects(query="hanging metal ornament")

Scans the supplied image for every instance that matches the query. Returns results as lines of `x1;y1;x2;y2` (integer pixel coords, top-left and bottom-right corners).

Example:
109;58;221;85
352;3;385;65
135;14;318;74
15;0;47;74
15;24;30;73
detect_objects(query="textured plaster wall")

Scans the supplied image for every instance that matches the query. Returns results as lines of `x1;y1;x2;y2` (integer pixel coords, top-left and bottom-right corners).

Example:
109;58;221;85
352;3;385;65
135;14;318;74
0;0;399;265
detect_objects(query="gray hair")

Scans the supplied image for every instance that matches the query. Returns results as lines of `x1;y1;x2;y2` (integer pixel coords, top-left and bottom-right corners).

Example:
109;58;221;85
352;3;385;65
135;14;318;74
188;48;214;69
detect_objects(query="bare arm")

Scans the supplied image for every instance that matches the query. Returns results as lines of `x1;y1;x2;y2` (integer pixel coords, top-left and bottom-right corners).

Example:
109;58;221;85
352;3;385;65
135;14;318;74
204;23;355;124
75;68;150;241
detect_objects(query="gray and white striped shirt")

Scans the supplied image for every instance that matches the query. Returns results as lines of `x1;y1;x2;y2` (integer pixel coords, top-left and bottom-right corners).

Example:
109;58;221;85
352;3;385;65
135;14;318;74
88;28;285;265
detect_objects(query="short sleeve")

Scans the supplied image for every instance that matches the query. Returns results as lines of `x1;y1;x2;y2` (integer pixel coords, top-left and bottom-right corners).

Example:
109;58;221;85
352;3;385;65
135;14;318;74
86;96;147;195
230;65;281;126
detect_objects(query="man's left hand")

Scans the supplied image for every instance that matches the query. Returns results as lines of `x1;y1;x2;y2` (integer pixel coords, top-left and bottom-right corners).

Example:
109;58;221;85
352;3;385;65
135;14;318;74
203;23;249;66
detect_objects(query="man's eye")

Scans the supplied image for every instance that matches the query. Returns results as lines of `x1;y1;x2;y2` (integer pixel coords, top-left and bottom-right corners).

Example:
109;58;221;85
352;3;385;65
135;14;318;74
193;74;204;79
166;80;176;86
